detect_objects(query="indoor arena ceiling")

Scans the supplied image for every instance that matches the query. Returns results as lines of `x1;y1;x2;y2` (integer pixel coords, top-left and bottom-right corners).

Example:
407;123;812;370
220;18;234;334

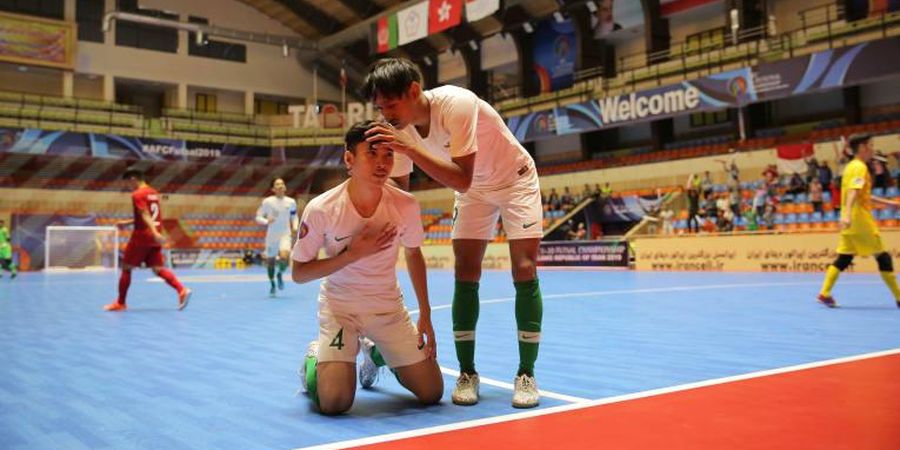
237;0;566;98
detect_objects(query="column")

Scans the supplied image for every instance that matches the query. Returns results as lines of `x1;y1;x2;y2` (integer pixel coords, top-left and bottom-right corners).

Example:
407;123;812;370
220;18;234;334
62;72;74;98
177;83;188;110
102;74;115;102
244;90;255;116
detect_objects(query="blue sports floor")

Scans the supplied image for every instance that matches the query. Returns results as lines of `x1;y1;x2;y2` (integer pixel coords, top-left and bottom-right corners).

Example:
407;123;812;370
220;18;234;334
1;267;899;449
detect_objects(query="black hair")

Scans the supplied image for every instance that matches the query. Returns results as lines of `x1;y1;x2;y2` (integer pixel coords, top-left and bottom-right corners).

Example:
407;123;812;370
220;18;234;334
847;133;872;154
344;120;378;154
271;178;285;188
363;58;423;100
122;167;144;181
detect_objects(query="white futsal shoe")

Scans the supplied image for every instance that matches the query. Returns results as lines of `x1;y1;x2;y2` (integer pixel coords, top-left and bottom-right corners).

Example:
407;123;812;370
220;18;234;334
512;373;540;408
359;337;380;389
451;372;480;405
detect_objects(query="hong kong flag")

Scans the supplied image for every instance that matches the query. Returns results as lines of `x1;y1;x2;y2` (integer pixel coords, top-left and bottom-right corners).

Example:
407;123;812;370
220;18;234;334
429;0;462;34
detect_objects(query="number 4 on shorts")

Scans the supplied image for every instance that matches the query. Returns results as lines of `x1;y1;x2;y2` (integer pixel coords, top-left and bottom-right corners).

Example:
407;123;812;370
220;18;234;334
329;328;344;350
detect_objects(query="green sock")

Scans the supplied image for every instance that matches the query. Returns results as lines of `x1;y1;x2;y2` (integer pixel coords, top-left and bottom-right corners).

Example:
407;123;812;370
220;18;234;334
515;279;543;377
452;281;480;374
267;262;275;282
370;345;387;367
277;259;287;275
305;355;319;408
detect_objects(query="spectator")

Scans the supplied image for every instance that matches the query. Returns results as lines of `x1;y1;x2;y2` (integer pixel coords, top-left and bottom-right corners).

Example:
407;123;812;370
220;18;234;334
593;183;602;197
873;151;891;190
818;160;833;189
787;173;807;195
729;187;741;219
600;182;613;200
833;136;853;187
742;203;759;231
548;188;561;211
686;186;701;234
805;157;819;184
660;208;675;235
701;171;714;199
719;206;735;232
809;178;824;213
571;222;587;241
580;183;592;202
716;159;740;187
762;203;776;229
561;187;575;211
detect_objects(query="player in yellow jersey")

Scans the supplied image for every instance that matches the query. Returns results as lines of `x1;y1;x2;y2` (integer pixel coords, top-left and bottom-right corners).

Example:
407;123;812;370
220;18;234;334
818;134;900;308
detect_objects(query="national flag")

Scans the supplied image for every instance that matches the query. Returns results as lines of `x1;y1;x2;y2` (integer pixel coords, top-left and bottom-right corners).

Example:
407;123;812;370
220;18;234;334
429;0;462;34
397;1;429;45
465;0;499;22
375;14;398;54
776;143;814;174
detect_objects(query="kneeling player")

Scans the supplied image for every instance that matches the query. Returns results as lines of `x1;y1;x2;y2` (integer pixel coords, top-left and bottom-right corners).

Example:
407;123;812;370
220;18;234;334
292;121;443;415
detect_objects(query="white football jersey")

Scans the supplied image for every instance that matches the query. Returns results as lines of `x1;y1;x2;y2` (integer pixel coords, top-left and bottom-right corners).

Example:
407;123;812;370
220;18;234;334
256;195;298;241
291;181;424;314
391;85;534;192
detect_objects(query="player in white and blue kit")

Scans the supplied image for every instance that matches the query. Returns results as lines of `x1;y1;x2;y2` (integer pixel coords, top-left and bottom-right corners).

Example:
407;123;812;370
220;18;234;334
256;178;298;296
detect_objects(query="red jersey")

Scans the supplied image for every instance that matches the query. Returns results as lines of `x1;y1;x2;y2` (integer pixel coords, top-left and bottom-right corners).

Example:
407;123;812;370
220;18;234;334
131;185;162;247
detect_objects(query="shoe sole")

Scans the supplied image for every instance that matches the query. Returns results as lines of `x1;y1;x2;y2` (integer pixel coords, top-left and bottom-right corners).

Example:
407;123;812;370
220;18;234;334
817;299;838;308
451;397;479;406
512;399;540;408
178;290;192;311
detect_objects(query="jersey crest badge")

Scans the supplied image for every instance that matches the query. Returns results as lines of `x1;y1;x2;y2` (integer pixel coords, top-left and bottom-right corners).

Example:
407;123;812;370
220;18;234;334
298;222;309;239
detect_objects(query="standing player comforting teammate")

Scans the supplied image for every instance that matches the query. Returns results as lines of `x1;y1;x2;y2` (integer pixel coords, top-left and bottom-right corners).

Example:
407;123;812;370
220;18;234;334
363;58;545;408
104;168;191;312
818;133;900;308
256;178;298;297
292;121;442;415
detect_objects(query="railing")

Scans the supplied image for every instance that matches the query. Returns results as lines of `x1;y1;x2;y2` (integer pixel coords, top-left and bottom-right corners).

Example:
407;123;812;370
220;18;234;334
504;2;898;114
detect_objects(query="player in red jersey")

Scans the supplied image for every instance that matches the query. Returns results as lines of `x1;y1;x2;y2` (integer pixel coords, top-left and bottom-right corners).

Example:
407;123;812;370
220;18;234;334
104;168;191;311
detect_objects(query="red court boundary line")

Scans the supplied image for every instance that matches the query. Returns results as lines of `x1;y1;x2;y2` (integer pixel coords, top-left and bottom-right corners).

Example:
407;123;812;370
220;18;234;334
298;349;900;450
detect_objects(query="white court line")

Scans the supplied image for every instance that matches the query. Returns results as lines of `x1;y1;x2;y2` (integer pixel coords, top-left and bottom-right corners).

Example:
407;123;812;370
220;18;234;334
410;280;880;314
438;367;590;404
295;348;900;450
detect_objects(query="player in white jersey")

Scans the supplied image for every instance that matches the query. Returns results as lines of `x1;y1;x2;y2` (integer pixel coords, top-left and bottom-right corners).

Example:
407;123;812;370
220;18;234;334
291;121;442;415
256;178;298;297
363;58;544;408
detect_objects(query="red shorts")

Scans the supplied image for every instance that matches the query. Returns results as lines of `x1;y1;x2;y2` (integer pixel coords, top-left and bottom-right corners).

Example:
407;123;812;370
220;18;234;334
123;240;164;268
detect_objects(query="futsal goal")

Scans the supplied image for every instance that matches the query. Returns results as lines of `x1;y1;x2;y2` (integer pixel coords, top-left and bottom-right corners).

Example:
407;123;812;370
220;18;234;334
44;226;119;272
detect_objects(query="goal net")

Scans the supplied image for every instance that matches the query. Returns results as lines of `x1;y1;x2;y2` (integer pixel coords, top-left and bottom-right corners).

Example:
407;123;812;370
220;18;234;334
44;226;119;271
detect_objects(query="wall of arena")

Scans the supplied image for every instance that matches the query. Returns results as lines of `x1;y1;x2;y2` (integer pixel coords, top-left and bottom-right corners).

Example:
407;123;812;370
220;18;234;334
411;133;900;211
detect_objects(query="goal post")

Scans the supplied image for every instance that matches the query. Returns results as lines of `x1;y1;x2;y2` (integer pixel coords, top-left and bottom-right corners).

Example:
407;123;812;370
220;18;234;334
44;226;119;272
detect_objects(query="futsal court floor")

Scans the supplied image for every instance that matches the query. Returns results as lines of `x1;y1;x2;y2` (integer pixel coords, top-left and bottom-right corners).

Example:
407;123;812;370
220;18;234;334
1;267;899;449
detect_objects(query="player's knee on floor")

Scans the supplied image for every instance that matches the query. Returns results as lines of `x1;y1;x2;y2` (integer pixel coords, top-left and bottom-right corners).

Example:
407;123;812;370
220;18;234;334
876;252;893;272
317;394;353;415
833;254;854;271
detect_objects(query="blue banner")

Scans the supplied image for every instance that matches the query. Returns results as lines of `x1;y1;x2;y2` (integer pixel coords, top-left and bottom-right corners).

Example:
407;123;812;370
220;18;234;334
533;18;577;93
510;37;900;142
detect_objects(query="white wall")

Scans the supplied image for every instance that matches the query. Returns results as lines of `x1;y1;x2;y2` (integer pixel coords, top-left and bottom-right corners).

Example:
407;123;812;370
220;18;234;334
438;50;467;84
480;33;517;70
72;0;341;104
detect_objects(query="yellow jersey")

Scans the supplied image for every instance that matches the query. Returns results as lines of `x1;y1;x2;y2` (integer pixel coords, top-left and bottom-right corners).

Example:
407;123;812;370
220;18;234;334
840;159;878;236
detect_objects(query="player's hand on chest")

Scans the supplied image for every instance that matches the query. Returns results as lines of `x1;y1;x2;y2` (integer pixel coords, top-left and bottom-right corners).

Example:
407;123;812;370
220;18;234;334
329;220;400;258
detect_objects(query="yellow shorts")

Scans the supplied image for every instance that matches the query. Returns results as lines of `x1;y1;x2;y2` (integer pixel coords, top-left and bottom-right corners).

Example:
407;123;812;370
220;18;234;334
836;232;884;257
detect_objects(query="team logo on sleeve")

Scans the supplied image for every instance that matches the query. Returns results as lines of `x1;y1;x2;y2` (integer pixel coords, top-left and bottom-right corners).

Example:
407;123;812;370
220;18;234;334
298;222;309;239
